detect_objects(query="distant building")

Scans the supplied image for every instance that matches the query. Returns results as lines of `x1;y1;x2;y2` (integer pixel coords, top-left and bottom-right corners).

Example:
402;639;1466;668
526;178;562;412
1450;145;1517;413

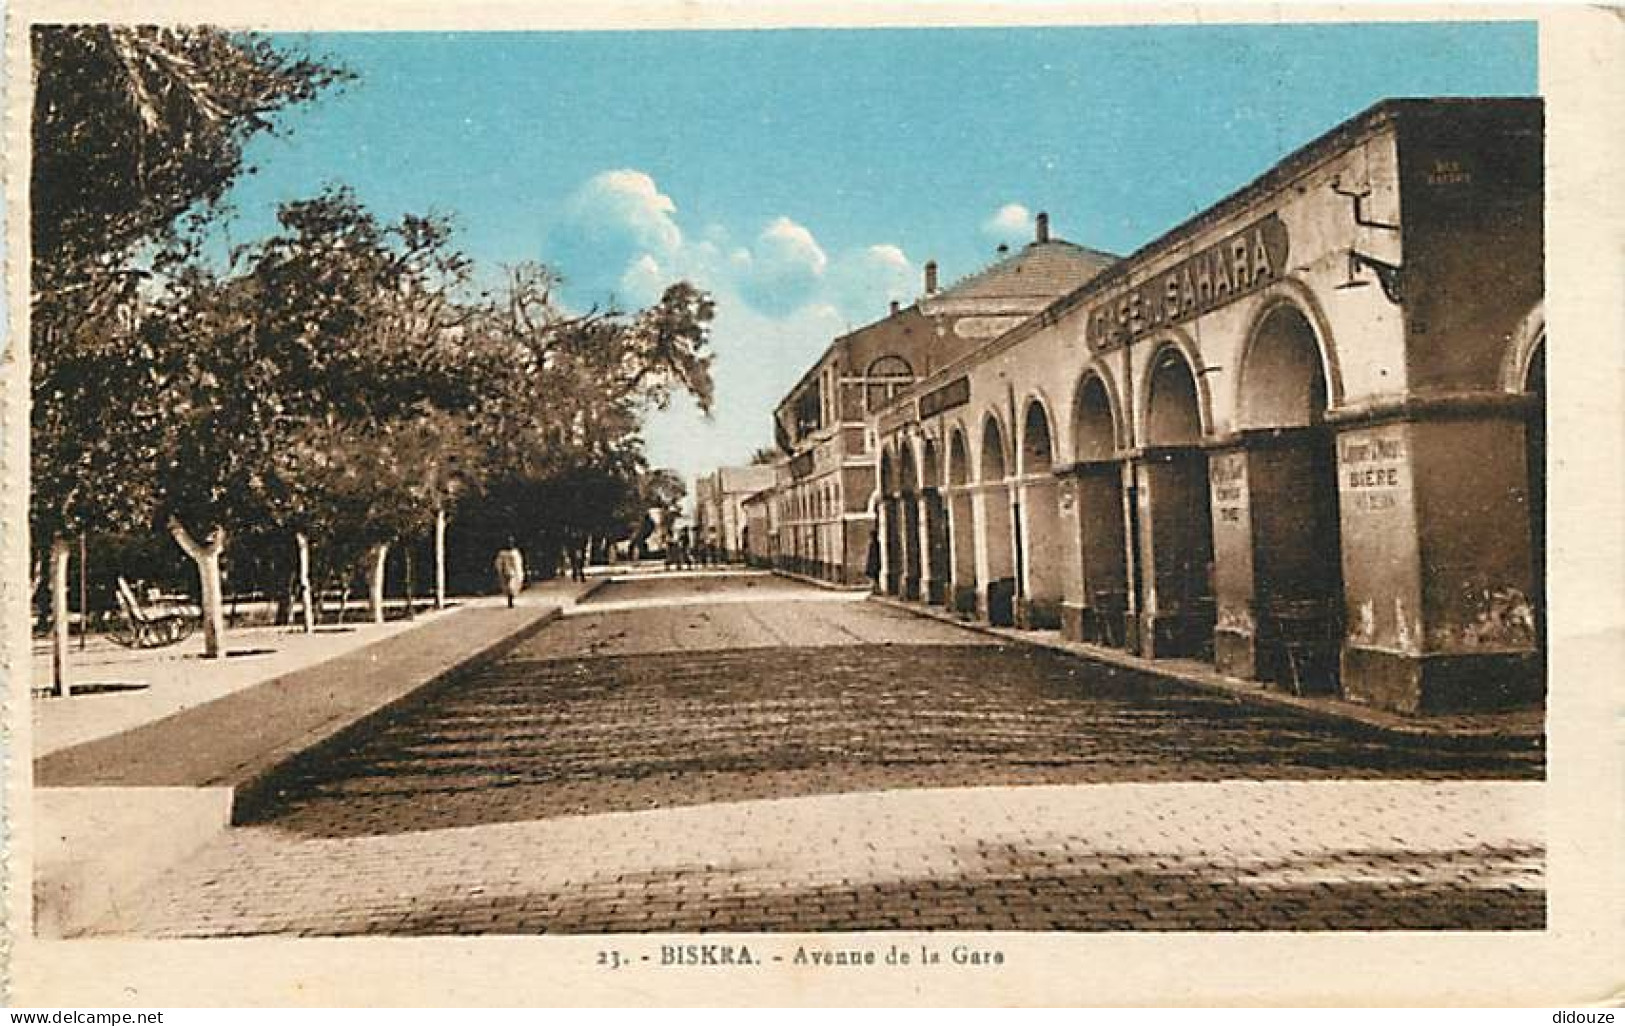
740;486;776;568
771;214;1118;586
693;465;778;561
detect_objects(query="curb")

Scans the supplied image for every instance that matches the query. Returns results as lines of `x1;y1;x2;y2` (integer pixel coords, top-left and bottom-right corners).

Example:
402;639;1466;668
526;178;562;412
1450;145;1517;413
772;568;873;593
230;604;570;824
869;594;1544;752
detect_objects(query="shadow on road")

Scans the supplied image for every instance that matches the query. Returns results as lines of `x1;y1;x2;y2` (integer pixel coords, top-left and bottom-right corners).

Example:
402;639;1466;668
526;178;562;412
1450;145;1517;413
248;642;1544;839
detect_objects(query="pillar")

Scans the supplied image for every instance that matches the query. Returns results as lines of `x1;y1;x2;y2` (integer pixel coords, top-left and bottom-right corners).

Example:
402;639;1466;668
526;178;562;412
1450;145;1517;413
1016;475;1065;628
1061;463;1130;645
975;483;1017;626
1335;409;1541;714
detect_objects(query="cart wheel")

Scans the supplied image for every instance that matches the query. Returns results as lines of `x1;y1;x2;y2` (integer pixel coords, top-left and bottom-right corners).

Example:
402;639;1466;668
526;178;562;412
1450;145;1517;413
108;616;141;648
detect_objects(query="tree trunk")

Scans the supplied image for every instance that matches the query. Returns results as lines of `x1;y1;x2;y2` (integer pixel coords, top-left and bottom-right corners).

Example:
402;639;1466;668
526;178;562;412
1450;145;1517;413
168;517;227;658
50;536;71;697
403;542;415;620
367;542;389;625
434;509;448;611
295;532;316;634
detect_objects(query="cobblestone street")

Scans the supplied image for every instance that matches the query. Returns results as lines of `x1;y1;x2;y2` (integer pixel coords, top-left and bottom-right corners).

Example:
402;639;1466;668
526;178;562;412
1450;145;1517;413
96;572;1544;936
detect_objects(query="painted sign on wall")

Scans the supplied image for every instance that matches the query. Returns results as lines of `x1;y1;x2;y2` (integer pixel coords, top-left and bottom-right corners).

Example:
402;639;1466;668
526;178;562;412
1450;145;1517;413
919;376;971;419
1210;452;1249;524
1338;432;1408;513
1085;214;1290;352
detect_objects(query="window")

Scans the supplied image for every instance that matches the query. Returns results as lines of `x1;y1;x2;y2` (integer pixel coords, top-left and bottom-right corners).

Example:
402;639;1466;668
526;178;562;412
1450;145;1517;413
863;355;916;413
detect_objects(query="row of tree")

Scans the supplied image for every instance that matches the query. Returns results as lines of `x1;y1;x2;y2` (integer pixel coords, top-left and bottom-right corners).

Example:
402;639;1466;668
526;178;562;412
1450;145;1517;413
30;26;714;691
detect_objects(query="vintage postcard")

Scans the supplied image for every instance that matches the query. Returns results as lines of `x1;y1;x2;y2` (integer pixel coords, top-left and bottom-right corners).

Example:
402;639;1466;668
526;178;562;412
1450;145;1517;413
4;1;1621;1007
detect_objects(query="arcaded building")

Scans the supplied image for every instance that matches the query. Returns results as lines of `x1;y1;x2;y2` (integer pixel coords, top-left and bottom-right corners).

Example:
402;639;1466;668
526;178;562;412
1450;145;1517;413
873;98;1544;715
770;219;1117;584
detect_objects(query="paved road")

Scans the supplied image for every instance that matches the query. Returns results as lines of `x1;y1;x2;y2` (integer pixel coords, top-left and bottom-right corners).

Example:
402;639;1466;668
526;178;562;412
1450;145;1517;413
96;571;1543;936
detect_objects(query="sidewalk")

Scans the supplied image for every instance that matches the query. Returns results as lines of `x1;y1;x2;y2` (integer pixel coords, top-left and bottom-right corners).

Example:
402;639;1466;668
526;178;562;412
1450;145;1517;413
30;576;603;938
870;594;1544;747
30;580;600;758
35;577;604;790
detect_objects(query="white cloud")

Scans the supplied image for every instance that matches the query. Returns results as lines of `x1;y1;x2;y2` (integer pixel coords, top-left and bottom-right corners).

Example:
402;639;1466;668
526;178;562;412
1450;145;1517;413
982;202;1033;242
825;243;918;321
735;216;830;316
546;169;685;305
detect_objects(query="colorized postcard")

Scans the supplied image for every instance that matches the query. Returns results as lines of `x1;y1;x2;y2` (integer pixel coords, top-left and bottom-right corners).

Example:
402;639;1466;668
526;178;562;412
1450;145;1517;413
4;0;1622;1008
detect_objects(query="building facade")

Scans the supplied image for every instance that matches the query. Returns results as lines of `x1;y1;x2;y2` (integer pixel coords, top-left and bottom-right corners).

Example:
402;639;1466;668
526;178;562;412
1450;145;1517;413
872;99;1544;716
693;465;778;560
771;218;1118;585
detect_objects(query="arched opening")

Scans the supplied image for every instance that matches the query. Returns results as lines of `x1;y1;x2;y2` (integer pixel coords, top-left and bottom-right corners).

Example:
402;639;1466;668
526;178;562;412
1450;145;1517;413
1073;374;1119;461
979;416;1017;625
899;444;922;598
1072;373;1128;646
1136;345;1215;659
921;438;949;604
1145;348;1204;446
1228;303;1342;691
980;416;1008;482
1525;337;1546;665
1022;401;1054;474
1017;400;1062;626
946;429;976;613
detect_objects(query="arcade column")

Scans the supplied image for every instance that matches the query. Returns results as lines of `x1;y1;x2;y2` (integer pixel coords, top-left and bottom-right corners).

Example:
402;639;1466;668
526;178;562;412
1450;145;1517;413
1334;403;1542;714
1060;462;1130;645
972;482;1017;626
947;487;978;615
1015;474;1065;628
1208;430;1343;690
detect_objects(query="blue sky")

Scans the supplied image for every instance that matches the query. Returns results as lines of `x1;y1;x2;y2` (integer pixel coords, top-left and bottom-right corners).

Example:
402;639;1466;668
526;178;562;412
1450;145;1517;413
217;23;1537;487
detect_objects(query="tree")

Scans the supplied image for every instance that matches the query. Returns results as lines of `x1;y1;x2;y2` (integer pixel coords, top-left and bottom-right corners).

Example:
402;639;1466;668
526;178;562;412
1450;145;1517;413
30;26;345;676
156;191;477;646
451;267;716;573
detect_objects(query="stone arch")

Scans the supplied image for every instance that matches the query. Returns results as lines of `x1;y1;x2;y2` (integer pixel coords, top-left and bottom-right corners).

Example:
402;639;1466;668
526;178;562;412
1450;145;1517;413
1501;300;1546;394
979;411;1010;483
1072;367;1124;462
947;425;972;487
1142;340;1208;446
1236;278;1344;413
1020;394;1056;475
1235;297;1334;429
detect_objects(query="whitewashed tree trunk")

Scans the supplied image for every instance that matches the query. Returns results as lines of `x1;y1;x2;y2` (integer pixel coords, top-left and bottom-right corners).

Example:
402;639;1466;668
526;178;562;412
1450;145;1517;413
50;536;71;697
295;532;316;634
367;542;389;625
434;509;448;611
168;517;227;658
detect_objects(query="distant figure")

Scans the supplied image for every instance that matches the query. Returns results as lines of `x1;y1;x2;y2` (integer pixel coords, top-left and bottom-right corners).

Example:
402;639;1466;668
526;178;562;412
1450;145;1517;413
865;530;881;592
494;540;525;608
567;539;586;583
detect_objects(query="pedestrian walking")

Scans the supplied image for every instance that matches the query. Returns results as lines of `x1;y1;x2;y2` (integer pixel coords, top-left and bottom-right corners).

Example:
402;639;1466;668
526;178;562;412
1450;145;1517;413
865;529;881;592
494;540;525;608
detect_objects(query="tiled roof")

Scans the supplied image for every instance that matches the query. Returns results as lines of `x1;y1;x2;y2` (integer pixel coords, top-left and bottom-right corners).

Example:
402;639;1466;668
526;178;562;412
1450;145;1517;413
929;239;1118;311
